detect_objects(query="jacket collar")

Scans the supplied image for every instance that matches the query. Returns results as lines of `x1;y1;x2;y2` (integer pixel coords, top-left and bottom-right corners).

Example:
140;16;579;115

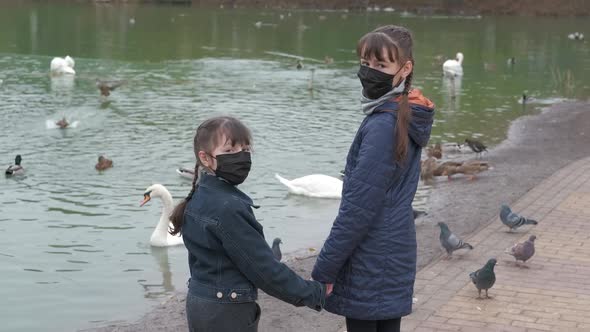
372;88;435;148
199;173;259;208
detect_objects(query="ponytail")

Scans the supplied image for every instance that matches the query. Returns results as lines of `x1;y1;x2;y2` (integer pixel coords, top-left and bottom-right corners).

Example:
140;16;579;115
395;70;413;164
169;161;199;235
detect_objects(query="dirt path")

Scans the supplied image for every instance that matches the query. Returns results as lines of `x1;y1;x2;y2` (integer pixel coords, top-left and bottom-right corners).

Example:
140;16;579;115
83;101;590;332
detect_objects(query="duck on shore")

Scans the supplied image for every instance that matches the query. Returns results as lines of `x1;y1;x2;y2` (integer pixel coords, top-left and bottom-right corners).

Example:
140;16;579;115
441;160;490;181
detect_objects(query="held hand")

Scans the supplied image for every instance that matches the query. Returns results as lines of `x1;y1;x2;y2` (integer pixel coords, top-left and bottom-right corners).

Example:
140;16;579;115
325;283;334;296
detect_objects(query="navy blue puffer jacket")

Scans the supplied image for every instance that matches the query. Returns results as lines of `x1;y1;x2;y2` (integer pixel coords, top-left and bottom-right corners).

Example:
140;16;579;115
312;91;434;320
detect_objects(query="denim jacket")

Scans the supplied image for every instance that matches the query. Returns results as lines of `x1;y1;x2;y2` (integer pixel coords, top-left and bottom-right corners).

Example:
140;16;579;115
182;173;325;311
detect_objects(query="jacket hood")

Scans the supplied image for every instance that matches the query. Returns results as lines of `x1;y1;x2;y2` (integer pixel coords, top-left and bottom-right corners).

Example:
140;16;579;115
374;89;435;148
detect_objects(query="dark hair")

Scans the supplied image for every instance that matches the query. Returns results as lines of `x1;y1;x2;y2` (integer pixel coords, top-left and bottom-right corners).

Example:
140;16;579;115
169;116;252;235
357;25;414;163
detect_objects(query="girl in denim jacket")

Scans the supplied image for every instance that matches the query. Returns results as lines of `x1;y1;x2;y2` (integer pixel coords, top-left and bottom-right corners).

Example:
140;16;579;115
169;116;326;332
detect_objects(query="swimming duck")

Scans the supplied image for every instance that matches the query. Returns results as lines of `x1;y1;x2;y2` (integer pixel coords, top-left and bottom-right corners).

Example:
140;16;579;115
96;79;125;97
95;155;113;171
5;155;24;176
568;32;584;41
56;117;69;129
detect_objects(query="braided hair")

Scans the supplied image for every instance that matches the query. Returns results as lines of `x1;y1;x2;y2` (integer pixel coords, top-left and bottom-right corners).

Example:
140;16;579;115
169;116;252;235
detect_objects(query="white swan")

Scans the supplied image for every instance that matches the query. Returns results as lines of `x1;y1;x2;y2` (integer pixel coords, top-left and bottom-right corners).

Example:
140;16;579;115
50;55;76;75
442;52;464;77
275;173;342;199
140;184;184;247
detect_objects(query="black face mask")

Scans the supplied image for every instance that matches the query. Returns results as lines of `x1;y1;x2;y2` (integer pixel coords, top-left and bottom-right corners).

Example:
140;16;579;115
357;65;403;100
213;151;252;185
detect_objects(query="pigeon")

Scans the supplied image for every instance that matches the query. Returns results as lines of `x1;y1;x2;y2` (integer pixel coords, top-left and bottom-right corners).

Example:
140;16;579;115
96;79;125;97
5;155;24;176
95;155;113;171
500;204;538;231
413;209;427;219
437;222;473;257
272;238;282;261
469;258;497;299
507;235;536;264
464;138;487;155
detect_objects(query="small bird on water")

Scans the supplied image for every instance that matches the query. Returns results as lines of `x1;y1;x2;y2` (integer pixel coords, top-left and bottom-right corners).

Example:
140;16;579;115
95;155;113;171
56;117;69;129
5;155;24;176
272;238;282;261
96;79;125;97
469;258;497;299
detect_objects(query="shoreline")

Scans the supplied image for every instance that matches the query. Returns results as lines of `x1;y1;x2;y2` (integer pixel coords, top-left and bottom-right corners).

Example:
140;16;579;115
82;99;590;332
6;1;590;17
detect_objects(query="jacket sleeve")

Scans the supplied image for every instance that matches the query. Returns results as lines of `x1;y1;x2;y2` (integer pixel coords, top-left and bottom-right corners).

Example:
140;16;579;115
312;116;397;283
215;202;326;311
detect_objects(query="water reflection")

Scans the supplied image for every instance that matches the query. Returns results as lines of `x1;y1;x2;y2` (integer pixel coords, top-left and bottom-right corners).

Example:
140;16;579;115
50;73;75;88
139;246;175;299
441;75;462;112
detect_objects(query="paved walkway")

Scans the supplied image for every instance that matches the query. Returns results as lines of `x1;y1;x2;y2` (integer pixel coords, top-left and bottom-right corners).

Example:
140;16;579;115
403;156;590;332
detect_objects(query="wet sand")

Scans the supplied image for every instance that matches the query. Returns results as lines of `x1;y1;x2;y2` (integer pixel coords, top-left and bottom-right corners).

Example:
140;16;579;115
84;100;590;332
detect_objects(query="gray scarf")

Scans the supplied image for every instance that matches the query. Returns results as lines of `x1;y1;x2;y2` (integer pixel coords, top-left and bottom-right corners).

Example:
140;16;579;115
360;79;406;115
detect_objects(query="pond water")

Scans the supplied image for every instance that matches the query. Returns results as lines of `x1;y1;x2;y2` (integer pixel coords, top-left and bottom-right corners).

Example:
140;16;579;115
0;3;589;331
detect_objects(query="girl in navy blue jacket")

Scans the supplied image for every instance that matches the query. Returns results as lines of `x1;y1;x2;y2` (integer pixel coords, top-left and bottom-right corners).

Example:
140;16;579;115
312;25;435;332
169;116;326;332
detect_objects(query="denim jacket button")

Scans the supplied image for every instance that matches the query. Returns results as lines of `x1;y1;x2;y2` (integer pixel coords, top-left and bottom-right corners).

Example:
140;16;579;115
230;292;237;299
216;292;223;299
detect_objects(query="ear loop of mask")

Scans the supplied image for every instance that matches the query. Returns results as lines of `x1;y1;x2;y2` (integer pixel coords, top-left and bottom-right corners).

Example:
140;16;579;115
392;62;408;88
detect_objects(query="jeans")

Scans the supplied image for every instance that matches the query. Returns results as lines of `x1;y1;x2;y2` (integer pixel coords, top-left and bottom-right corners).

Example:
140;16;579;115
345;317;401;332
186;292;261;332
